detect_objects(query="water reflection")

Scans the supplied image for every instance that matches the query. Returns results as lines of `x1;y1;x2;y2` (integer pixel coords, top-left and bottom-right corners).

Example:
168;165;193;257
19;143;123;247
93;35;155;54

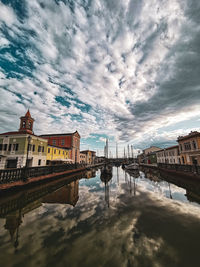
100;166;112;207
0;172;85;252
43;180;79;207
0;167;200;267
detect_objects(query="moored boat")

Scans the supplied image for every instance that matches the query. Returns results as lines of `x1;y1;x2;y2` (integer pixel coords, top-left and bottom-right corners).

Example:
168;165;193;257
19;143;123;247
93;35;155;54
125;163;139;170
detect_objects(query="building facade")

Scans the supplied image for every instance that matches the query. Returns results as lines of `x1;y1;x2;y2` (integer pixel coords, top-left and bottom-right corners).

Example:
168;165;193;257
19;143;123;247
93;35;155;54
46;145;71;165
156;145;180;164
80;150;96;165
80;153;86;164
143;146;162;155
40;131;80;163
177;131;200;165
0;111;47;169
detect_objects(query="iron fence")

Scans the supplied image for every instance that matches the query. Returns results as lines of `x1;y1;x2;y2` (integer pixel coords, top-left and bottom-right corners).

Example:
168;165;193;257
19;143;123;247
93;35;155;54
0;163;88;184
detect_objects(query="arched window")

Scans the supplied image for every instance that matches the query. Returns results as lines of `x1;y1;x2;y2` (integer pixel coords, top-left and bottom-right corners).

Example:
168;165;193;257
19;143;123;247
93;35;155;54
22;121;26;128
182;156;185;164
29;122;32;129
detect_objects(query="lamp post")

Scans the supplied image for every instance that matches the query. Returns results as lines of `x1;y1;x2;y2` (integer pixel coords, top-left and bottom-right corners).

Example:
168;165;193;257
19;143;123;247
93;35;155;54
24;135;31;181
75;149;77;169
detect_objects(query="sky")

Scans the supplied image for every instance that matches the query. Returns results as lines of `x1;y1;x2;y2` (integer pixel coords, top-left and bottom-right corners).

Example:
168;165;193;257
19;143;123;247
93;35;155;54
0;0;200;156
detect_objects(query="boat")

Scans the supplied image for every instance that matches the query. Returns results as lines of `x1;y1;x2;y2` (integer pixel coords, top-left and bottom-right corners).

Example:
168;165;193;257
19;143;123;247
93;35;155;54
125;162;139;170
126;168;140;178
100;165;112;182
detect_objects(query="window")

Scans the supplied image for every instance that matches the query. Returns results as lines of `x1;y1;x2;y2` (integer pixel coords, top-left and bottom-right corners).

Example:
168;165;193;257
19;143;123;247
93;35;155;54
38;146;42;152
28;122;32;128
193;140;197;150
22;121;26;128
42;146;44;152
38;159;41;166
8;144;12;151
54;149;56;154
15;144;19;151
184;142;191;151
3;144;7;151
180;144;182;151
61;139;65;146
0;144;2;151
48;148;50;153
12;144;19;151
32;144;35;152
28;144;32;151
52;139;56;146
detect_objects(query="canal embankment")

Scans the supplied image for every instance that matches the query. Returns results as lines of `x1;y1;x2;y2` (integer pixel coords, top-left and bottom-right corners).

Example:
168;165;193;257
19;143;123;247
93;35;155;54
140;163;200;182
0;163;104;192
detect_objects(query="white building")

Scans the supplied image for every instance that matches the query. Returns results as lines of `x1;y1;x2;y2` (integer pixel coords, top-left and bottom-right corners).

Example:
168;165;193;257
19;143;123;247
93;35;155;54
143;146;162;155
156;145;180;164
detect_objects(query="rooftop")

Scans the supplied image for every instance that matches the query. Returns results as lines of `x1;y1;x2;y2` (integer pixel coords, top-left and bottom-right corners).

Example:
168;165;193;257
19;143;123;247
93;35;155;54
177;131;200;141
40;130;80;138
81;150;96;154
156;145;179;152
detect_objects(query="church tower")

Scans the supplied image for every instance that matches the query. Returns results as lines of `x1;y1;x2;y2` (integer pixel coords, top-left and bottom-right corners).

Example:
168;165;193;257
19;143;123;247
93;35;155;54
19;109;34;134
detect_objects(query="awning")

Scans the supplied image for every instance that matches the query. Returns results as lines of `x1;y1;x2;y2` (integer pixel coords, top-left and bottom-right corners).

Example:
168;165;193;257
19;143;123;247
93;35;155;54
50;159;73;162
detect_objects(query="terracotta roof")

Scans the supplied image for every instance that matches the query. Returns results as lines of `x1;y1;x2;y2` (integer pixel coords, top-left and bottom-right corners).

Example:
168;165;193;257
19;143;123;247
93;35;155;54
165;145;179;150
156;145;179;152
0;131;32;136
81;150;96;154
0;131;47;141
40;131;80;137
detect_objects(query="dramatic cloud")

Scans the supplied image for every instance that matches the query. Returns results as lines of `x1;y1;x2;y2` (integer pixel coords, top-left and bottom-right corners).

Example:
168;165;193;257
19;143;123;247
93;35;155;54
0;0;200;152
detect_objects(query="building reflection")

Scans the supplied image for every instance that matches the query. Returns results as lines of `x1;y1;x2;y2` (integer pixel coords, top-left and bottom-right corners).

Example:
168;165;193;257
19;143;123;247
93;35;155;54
43;180;79;207
85;170;96;179
3;199;42;252
0;176;81;250
142;168;162;182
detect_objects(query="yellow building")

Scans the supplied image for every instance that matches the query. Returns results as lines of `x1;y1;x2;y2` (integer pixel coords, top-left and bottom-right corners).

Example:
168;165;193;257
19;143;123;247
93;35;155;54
46;145;71;165
80;150;96;164
177;131;200;165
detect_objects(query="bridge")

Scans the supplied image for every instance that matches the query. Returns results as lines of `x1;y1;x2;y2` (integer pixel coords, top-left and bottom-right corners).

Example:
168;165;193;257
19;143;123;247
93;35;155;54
106;157;138;165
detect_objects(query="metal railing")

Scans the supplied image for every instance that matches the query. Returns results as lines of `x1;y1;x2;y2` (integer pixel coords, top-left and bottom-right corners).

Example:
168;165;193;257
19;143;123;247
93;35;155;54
0;163;88;184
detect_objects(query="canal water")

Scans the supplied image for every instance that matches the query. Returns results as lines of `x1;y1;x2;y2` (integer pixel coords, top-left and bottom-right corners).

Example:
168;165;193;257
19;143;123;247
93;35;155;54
0;166;200;267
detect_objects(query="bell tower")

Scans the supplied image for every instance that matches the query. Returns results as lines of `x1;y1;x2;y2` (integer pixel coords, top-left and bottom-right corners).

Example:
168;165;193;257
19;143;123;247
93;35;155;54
19;109;34;134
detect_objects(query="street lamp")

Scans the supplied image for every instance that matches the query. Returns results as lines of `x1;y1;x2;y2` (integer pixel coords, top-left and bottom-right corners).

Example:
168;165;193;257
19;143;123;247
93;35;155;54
24;135;31;181
25;135;31;168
